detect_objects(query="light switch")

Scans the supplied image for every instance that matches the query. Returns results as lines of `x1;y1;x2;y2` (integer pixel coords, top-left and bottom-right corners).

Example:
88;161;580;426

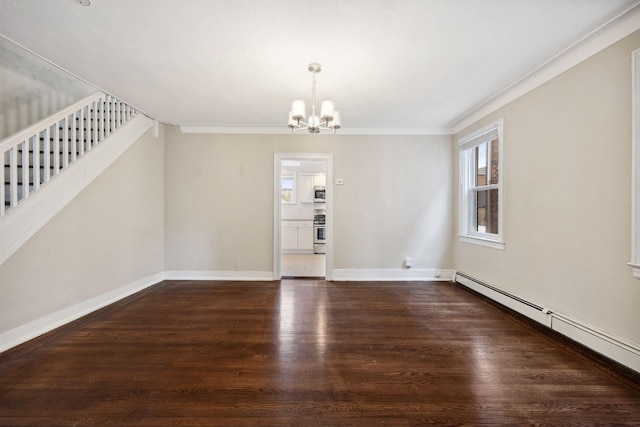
335;178;344;185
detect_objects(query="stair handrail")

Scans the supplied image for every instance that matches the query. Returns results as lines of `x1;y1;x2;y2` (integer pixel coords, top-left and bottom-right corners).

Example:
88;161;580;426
0;91;138;218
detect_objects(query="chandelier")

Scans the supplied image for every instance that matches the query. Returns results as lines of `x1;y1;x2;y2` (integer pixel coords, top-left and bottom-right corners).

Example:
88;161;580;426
287;63;341;134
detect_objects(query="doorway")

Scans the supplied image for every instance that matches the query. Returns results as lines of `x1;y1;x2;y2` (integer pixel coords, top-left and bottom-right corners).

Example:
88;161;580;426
274;153;333;280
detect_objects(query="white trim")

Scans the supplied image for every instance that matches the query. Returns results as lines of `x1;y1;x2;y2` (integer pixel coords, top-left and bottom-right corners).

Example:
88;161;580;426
336;126;452;136
459;236;505;250
456;273;640;374
181;125;290;134
452;3;640;134
274;153;334;281
163;270;273;281
458;125;500;151
0;272;164;353
332;269;456;282
631;48;640;278
458;118;504;246
628;263;640;279
179;125;452;136
551;313;640;374
0;114;154;267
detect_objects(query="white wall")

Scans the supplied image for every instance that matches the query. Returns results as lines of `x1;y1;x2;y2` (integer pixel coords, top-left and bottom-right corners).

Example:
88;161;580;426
0;127;165;335
454;30;640;344
0;36;96;140
164;130;454;276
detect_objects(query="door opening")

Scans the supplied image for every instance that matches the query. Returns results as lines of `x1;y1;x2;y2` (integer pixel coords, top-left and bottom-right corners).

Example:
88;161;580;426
274;153;333;280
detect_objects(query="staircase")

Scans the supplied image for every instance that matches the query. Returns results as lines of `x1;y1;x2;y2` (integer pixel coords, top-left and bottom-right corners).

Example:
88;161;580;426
1;92;138;217
0;92;152;268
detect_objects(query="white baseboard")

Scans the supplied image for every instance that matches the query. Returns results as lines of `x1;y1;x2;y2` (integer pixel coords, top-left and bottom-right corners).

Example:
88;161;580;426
164;269;456;282
455;272;640;374
0;270;272;353
164;270;274;281
551;313;640;374
332;268;456;281
0;272;164;353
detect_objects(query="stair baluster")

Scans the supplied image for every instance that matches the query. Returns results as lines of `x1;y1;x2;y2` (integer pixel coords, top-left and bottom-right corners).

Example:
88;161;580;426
1;92;138;218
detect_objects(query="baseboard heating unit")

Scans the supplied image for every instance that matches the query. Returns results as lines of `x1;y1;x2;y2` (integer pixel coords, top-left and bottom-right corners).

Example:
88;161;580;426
455;272;640;374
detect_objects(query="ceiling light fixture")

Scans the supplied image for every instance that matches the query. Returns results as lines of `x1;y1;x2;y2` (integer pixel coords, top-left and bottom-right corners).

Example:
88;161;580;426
288;63;341;134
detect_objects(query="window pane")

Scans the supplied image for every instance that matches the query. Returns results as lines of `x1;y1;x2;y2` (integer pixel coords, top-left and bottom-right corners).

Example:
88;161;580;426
474;141;488;187
281;173;295;203
474;189;499;234
473;138;499;187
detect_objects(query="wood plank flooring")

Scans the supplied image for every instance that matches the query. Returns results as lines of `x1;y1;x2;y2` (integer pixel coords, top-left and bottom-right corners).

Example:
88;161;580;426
1;280;639;426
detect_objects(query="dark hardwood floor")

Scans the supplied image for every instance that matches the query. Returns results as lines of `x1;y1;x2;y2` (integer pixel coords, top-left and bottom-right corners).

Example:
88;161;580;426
1;279;639;426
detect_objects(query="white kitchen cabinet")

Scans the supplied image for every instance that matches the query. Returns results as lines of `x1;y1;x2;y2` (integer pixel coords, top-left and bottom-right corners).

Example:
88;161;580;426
313;174;326;187
299;174;315;204
282;220;313;251
282;225;299;250
298;225;313;249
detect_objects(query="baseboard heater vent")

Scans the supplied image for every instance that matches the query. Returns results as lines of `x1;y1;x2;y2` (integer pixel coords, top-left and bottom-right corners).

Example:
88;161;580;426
456;271;544;311
455;271;640;375
455;271;549;325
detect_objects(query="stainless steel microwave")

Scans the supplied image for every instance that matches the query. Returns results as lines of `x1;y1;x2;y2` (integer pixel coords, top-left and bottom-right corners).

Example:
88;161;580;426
314;186;326;202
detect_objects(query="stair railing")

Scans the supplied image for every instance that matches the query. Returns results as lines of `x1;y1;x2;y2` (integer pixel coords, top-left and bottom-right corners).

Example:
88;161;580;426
0;92;138;218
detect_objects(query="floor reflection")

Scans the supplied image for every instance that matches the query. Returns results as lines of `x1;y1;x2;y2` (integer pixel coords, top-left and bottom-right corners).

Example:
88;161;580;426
278;282;296;357
277;280;329;361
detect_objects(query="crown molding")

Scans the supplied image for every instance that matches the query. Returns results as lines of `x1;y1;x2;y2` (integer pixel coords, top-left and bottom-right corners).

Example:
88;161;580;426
179;125;289;134
179;124;452;136
451;2;640;134
336;126;453;136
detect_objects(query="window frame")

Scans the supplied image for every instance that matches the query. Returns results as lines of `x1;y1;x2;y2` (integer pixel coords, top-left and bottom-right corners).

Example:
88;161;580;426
458;118;505;250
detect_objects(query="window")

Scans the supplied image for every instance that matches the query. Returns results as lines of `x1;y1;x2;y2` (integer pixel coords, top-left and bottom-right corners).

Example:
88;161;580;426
459;119;504;249
281;171;296;204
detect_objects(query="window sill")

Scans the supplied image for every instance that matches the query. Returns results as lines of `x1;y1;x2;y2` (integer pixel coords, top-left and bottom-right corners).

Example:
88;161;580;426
628;263;640;279
459;235;505;250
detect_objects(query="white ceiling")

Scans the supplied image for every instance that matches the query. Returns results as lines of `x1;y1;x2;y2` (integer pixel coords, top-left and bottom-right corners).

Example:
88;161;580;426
0;0;639;134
